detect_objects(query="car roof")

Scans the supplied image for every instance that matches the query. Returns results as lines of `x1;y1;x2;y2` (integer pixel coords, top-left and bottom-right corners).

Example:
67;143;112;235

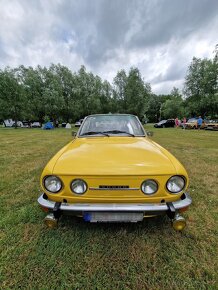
86;114;137;117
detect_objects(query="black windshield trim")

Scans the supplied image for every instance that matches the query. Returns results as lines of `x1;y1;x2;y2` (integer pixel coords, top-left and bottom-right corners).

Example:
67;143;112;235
80;131;109;137
102;130;135;137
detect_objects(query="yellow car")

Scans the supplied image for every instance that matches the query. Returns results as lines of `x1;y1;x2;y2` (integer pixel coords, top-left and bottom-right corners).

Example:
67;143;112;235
38;114;192;230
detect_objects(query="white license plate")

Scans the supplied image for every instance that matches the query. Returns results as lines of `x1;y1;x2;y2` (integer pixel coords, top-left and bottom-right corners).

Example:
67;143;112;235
83;212;144;222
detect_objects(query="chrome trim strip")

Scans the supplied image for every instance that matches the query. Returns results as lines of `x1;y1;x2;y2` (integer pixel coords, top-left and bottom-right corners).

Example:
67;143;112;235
38;193;192;212
89;187;139;191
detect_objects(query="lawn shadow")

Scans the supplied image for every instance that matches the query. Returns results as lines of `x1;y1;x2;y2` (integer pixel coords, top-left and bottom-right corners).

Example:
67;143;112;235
58;214;170;234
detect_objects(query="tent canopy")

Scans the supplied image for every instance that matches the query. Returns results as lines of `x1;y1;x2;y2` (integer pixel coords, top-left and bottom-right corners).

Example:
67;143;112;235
43;122;54;130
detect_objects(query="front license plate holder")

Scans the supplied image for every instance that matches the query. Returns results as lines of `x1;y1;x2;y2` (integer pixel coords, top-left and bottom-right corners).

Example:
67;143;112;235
83;212;144;223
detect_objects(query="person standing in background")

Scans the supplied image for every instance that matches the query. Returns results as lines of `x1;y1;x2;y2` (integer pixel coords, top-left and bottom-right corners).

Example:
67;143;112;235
197;116;203;129
182;117;187;129
175;117;179;128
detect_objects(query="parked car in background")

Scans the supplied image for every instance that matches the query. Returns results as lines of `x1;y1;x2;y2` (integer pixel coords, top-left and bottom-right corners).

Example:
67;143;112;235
184;118;197;129
3;119;15;127
205;120;218;131
38;114;191;231
154;119;175;128
75;119;84;127
185;118;206;129
21;121;30;128
31;121;41;128
3;119;27;128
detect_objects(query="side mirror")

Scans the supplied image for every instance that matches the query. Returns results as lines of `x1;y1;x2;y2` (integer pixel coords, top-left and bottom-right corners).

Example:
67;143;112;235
72;131;77;138
147;131;154;137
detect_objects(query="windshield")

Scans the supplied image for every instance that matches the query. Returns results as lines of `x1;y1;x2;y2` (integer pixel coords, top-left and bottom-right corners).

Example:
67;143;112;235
187;118;197;123
158;120;167;124
79;115;145;137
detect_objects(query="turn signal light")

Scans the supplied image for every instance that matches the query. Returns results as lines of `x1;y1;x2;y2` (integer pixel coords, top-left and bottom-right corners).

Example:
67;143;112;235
40;206;49;212
179;206;189;213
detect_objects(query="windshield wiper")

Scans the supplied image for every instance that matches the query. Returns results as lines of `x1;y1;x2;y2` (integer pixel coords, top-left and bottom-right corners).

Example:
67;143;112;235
80;131;109;137
103;130;135;137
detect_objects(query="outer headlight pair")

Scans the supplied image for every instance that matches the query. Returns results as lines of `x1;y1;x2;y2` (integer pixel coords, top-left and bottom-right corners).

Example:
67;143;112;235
43;176;87;195
141;175;185;195
44;176;62;193
166;175;185;194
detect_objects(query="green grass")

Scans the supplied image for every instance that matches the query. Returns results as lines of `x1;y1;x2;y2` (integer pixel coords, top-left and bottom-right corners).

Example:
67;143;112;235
0;126;217;289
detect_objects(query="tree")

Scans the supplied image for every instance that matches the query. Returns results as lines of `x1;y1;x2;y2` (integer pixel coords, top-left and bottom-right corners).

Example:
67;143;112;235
75;66;102;117
99;80;113;113
161;88;184;119
0;68;26;128
146;94;162;122
113;69;127;112
16;65;47;123
49;64;78;122
125;68;151;119
42;66;65;123
184;52;218;118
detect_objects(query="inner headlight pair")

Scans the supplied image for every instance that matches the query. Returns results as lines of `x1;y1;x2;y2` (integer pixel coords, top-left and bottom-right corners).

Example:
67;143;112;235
43;176;87;194
141;175;185;195
141;180;158;195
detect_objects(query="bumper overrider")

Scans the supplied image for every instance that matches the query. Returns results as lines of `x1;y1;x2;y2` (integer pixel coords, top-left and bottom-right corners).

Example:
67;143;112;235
38;193;192;230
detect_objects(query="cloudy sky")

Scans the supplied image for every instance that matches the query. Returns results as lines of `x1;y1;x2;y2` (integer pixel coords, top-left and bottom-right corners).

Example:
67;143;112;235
0;0;217;94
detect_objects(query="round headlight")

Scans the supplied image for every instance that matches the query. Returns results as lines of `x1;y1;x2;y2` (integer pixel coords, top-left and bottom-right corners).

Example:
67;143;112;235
44;175;62;193
141;179;158;195
166;176;185;193
71;179;87;195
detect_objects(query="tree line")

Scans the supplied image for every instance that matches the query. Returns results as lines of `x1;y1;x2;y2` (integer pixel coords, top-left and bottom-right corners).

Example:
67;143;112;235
0;46;217;125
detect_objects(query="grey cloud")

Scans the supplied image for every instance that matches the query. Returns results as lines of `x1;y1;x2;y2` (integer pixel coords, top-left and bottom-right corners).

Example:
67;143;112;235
53;0;218;66
151;63;187;84
54;0;132;66
0;0;217;94
127;0;218;49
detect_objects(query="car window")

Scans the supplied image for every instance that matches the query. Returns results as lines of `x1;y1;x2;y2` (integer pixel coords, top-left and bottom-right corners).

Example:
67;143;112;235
158;120;167;124
187;118;197;123
79;115;145;136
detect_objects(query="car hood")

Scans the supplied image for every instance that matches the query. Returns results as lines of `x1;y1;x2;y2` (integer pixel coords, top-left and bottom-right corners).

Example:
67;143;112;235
51;137;179;176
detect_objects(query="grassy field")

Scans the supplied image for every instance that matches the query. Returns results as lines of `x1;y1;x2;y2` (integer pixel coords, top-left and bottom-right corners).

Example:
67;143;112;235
0;126;217;289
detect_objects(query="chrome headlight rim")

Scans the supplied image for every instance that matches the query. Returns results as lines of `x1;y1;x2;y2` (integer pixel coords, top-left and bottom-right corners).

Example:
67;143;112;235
166;175;186;194
141;179;159;195
70;179;88;195
43;175;63;193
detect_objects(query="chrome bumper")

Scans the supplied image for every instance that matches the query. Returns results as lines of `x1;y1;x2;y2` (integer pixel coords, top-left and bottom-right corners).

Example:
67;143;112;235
38;193;192;214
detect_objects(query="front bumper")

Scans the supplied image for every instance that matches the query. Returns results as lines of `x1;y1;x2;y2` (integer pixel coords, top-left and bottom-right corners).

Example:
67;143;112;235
38;193;192;215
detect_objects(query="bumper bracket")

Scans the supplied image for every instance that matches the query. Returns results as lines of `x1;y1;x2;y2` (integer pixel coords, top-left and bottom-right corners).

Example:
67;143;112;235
53;202;62;219
166;202;176;219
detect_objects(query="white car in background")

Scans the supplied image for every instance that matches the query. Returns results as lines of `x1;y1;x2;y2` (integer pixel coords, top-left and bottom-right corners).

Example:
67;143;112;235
75;119;84;127
3;119;24;127
31;122;41;128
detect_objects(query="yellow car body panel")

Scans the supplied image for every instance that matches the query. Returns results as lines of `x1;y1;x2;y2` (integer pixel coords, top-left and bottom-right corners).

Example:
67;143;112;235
40;136;189;204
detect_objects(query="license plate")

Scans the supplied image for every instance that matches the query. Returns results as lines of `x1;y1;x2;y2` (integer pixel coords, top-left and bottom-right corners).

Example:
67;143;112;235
83;212;144;222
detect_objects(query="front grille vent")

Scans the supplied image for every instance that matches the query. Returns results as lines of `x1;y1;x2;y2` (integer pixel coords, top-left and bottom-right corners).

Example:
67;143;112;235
99;185;129;189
